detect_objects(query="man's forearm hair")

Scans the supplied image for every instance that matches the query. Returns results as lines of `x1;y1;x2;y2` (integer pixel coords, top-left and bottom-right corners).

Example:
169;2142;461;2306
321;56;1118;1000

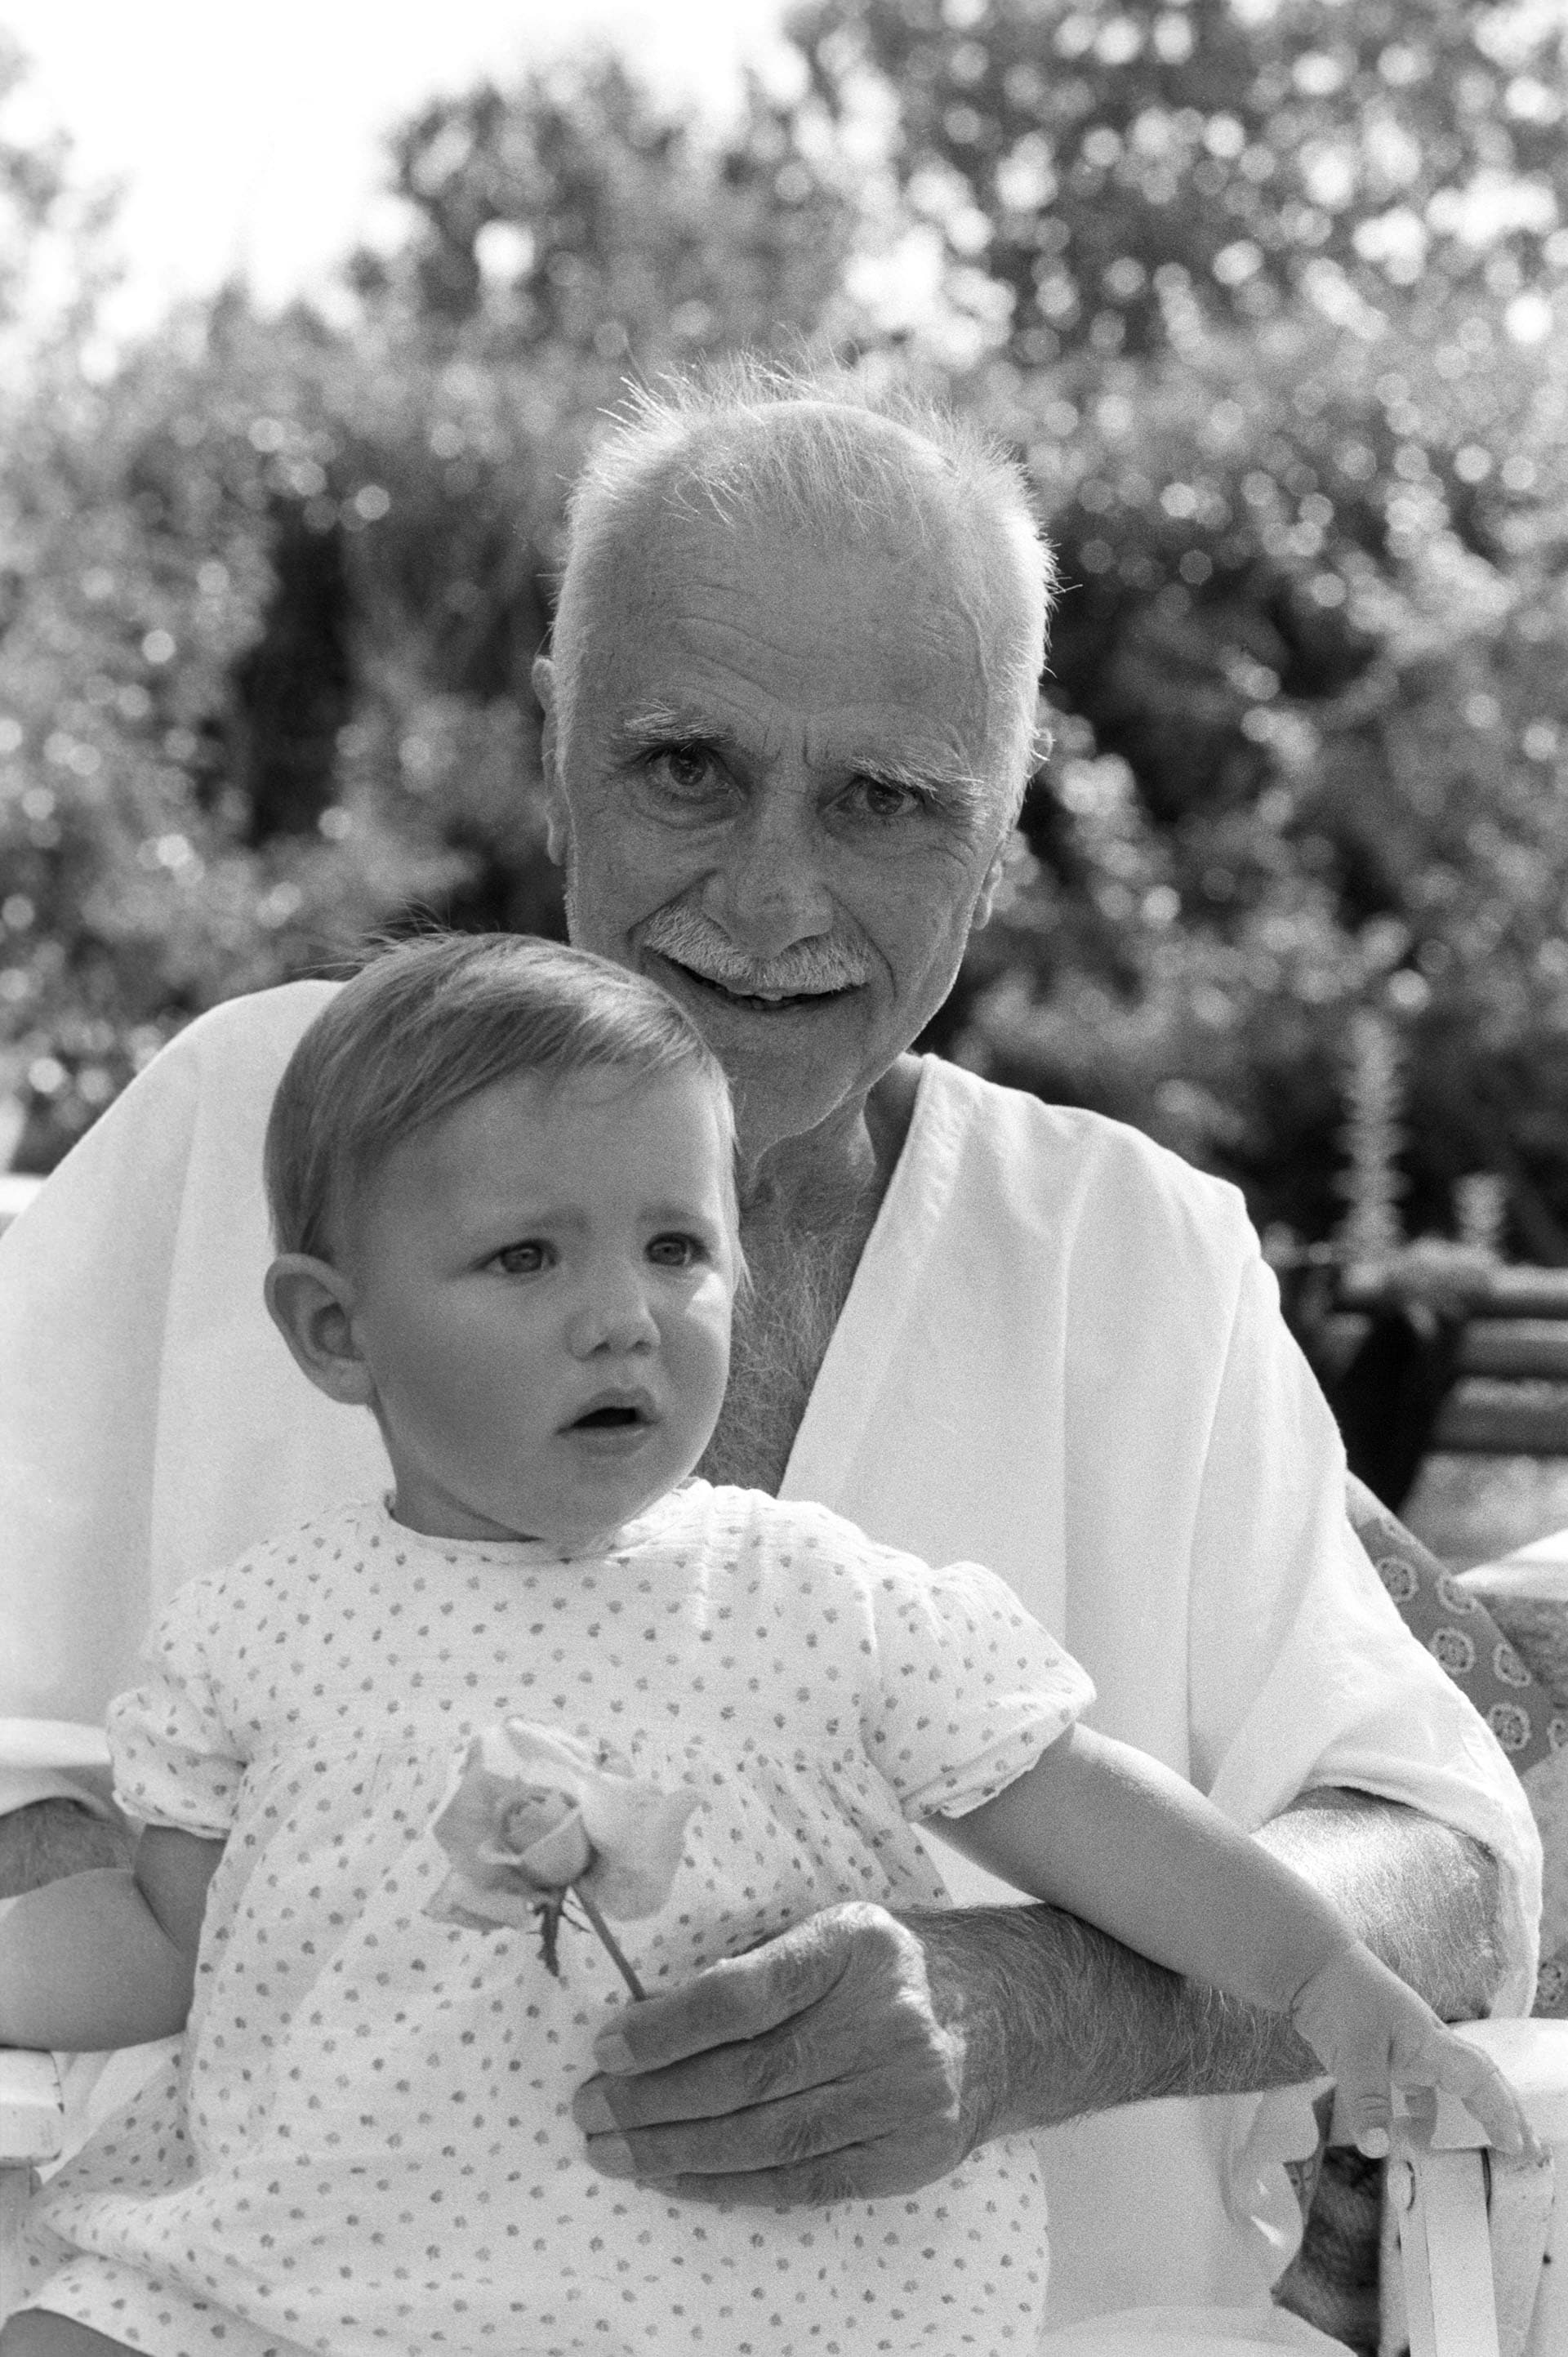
906;1791;1503;2145
908;1900;1320;2144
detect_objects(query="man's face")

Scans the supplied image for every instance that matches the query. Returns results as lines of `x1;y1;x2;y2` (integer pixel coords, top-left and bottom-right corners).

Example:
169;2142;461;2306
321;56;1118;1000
541;510;1020;1158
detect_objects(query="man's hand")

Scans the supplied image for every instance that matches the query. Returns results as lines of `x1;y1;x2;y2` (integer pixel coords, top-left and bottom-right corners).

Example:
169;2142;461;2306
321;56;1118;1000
568;1888;1321;2209
569;1790;1506;2211
571;1902;975;2205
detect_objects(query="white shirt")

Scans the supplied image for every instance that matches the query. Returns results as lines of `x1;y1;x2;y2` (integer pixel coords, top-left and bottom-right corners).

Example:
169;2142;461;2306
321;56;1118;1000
0;982;1542;2323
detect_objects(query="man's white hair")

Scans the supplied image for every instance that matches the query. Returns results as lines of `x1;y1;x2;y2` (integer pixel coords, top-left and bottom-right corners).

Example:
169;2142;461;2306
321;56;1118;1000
549;357;1057;810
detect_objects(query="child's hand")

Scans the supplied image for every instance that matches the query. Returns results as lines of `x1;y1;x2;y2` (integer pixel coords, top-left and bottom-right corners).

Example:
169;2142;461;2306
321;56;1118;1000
1289;1941;1538;2162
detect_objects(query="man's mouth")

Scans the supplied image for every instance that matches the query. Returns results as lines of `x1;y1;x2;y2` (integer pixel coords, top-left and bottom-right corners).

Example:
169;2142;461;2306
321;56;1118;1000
657;957;855;1014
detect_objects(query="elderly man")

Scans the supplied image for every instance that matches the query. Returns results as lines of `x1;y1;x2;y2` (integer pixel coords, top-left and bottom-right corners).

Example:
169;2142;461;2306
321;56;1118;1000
0;365;1539;2335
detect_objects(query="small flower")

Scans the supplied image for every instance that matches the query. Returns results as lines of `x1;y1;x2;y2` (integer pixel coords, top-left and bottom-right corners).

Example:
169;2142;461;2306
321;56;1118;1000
425;1721;698;1988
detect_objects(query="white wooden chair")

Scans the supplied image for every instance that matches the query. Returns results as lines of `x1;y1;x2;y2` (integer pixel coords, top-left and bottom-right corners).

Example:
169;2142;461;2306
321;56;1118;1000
3;2027;1568;2352
1379;2018;1568;2357
0;2049;61;2322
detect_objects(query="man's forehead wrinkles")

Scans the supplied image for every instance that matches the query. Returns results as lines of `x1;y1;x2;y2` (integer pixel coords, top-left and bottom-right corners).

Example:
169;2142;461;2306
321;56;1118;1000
676;559;972;664
657;620;994;764
673;600;869;697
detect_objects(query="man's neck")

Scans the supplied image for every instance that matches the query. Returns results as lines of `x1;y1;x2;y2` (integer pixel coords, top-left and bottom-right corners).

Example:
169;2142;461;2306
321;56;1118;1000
697;1055;924;1498
734;1055;922;1241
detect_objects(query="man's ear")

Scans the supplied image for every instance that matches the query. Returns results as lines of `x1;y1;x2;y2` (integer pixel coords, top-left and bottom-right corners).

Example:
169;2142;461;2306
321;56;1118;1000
265;1254;377;1410
532;654;570;867
974;695;1052;930
973;827;1018;932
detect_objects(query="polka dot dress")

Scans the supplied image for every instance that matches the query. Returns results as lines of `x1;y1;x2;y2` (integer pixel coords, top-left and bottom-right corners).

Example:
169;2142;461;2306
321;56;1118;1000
25;1483;1089;2357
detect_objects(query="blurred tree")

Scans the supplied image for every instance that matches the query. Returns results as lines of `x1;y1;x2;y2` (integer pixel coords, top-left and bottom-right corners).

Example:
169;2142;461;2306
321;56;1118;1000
0;307;478;1169
0;35;67;329
353;51;857;368
786;0;1568;363
0;31;119;354
941;299;1568;1252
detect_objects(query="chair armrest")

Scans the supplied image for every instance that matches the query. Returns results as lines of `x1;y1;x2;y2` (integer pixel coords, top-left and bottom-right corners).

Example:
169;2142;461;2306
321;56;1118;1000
0;2049;62;2324
1383;2020;1568;2357
0;2051;61;2170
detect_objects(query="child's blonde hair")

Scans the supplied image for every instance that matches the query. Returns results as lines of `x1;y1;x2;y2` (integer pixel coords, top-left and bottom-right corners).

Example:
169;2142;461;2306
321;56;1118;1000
265;933;737;1264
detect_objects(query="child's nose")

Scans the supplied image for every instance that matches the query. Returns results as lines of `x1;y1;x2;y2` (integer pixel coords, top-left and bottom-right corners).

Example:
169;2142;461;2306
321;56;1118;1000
567;1272;659;1358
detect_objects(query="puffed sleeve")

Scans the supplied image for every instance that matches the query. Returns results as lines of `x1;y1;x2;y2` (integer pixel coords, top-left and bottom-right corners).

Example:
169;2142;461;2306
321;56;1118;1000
858;1545;1094;1820
107;1578;247;1840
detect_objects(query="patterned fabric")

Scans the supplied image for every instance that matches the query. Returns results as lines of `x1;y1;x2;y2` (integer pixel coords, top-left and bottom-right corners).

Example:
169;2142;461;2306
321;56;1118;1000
1366;1545;1568;2017
25;1481;1086;2357
1369;1553;1555;1776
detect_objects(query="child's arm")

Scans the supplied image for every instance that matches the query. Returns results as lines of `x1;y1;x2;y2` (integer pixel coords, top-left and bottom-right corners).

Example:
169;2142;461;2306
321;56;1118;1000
0;1824;223;2050
933;1723;1531;2158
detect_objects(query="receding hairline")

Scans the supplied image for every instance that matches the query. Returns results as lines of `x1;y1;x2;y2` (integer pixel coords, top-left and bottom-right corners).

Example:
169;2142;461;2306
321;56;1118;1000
561;376;1050;618
600;408;1035;610
548;366;1055;795
608;390;1004;532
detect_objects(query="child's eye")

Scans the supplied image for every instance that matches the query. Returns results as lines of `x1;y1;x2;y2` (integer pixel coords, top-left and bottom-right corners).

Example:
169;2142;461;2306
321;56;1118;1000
646;1233;708;1270
492;1240;555;1276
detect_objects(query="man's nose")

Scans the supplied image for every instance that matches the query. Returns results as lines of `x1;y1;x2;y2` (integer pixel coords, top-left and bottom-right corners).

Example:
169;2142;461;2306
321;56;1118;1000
703;791;835;953
566;1268;659;1358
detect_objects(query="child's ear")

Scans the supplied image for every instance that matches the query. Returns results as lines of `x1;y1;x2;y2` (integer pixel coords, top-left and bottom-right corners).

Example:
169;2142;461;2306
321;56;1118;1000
265;1255;377;1409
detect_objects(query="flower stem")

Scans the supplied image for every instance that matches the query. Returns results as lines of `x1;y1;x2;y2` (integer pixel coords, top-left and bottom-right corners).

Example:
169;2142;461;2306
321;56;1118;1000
575;1889;646;2000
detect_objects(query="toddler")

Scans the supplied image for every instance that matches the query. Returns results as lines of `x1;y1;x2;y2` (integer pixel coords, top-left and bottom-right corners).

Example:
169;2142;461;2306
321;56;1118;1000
0;933;1527;2357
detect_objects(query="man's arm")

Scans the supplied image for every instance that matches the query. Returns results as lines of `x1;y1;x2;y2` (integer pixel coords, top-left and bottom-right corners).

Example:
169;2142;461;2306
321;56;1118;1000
946;1786;1499;2140
0;1798;131;1900
572;1784;1503;2204
1259;1787;1503;2024
943;1756;1509;2121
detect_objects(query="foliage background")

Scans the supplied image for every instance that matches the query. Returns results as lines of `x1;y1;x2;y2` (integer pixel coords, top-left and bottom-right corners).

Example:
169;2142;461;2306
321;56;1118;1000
6;0;1568;1283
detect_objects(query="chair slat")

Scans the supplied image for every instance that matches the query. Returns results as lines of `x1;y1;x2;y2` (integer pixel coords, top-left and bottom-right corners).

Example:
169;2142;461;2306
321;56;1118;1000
0;2051;62;2165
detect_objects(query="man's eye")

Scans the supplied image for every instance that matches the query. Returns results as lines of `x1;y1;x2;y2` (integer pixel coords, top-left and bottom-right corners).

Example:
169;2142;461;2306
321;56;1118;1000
648;745;720;796
646;1233;707;1270
492;1240;555;1276
844;777;925;821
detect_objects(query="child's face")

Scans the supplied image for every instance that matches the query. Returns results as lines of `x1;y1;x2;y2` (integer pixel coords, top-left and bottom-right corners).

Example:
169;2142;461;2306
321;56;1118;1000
341;1063;737;1548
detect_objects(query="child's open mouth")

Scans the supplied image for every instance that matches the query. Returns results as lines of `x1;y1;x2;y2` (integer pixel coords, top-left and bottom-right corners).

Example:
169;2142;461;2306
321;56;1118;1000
562;1396;658;1449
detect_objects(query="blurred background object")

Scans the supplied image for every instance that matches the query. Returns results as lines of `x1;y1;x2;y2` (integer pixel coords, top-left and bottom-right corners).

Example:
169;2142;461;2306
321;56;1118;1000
7;0;1568;1557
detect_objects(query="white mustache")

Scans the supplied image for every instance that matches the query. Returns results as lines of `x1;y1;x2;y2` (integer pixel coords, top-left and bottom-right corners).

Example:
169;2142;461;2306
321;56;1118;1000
643;907;869;998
